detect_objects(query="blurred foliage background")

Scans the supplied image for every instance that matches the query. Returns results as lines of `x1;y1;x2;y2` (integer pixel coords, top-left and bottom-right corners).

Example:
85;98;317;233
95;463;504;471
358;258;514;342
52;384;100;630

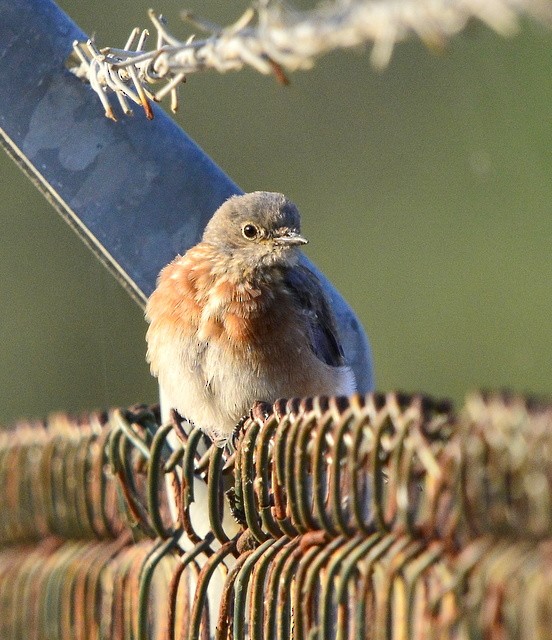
1;0;552;424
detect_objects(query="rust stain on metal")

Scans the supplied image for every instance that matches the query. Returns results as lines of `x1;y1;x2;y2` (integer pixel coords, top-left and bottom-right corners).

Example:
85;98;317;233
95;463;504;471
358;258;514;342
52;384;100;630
0;392;551;637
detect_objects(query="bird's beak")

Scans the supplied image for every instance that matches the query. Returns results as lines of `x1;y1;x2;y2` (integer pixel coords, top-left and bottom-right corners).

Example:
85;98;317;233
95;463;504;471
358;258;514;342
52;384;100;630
274;231;308;247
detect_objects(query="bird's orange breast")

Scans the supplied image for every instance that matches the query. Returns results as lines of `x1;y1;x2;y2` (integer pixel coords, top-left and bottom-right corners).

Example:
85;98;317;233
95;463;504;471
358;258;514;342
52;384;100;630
146;244;284;355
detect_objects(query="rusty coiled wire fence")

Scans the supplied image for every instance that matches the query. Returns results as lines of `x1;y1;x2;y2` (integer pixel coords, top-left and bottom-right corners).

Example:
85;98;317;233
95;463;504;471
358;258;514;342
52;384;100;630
1;392;552;639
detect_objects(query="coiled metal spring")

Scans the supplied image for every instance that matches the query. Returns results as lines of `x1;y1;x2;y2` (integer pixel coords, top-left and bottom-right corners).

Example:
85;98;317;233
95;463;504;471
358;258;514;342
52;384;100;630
0;392;551;639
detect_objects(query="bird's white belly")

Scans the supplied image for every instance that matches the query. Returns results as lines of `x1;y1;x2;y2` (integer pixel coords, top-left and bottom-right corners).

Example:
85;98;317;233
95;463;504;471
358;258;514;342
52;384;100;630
155;335;269;438
156;330;355;442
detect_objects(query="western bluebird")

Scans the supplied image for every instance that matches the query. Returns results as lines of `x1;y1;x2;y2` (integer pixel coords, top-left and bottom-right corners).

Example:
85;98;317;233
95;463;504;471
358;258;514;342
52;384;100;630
145;191;356;444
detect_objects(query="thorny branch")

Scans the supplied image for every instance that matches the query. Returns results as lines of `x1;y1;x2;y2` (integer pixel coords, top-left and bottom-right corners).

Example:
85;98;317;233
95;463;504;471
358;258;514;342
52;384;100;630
69;0;552;120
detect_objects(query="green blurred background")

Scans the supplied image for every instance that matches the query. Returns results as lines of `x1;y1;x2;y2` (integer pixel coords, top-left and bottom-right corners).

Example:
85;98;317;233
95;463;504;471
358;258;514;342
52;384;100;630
1;1;552;424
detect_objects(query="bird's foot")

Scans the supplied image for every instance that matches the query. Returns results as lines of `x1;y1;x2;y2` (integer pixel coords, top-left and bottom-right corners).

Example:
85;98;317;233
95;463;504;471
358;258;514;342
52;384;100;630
251;401;273;423
227;414;250;453
225;485;246;526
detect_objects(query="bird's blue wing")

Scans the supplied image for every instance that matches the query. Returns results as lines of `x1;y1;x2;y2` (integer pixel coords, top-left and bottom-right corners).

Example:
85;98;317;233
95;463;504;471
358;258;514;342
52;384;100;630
284;265;347;368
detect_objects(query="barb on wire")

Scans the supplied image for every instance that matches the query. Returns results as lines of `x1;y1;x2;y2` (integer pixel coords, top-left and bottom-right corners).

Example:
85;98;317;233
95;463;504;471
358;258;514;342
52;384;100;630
68;0;552;120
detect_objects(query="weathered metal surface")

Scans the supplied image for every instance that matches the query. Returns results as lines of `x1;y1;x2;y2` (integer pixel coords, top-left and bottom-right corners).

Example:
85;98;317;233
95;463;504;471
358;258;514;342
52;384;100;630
0;393;551;638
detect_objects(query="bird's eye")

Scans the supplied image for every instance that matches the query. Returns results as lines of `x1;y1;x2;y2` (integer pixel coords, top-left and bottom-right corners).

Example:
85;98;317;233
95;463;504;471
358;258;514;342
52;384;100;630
242;223;259;240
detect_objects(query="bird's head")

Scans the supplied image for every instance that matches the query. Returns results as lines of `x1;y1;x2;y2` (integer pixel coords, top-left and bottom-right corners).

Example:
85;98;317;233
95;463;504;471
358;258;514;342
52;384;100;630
202;192;308;275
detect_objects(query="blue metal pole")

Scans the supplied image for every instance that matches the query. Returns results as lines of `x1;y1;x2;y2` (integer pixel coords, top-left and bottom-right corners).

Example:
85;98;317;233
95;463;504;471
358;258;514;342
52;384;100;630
0;0;374;391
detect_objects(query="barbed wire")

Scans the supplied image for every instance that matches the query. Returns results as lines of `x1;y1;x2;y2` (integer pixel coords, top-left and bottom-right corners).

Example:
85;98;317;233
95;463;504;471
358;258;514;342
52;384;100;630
68;0;552;120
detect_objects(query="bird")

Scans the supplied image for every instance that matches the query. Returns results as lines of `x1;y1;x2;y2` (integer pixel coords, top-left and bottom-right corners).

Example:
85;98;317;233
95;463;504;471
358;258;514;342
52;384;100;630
145;191;356;445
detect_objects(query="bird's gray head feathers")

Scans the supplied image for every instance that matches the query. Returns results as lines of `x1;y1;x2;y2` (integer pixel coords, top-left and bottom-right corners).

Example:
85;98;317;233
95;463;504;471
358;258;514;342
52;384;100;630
202;192;307;271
